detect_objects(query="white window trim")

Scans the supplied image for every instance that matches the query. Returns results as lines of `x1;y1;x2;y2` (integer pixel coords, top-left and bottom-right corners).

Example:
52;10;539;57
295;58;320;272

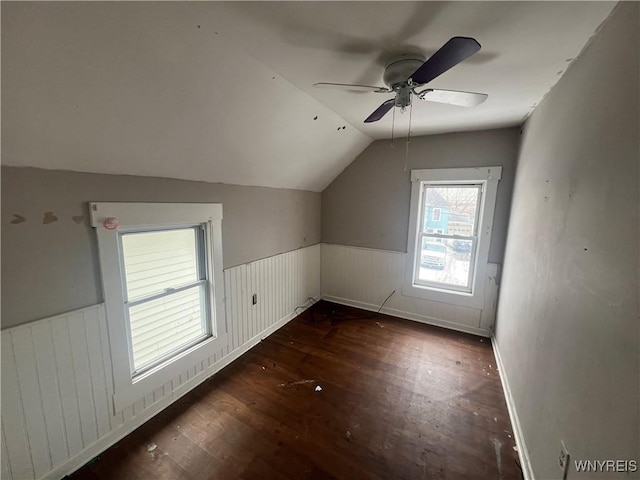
90;202;227;412
403;167;502;309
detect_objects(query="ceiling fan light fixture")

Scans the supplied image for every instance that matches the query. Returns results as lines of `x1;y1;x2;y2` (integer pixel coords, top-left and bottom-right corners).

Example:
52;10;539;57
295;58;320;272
395;86;412;109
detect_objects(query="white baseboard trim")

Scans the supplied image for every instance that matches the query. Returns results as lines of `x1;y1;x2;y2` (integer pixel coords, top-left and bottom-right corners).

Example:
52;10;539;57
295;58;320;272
491;338;534;480
52;308;303;480
322;295;492;338
202;307;302;377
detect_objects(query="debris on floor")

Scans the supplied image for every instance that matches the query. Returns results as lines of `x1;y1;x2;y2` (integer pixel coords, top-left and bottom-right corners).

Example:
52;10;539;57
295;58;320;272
375;322;385;328
346;430;352;440
513;446;518;452
315;385;323;392
147;443;157;452
278;379;316;388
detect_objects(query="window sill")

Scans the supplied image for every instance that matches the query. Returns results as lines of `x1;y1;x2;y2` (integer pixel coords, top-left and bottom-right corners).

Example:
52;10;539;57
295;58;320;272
113;333;226;412
401;279;484;309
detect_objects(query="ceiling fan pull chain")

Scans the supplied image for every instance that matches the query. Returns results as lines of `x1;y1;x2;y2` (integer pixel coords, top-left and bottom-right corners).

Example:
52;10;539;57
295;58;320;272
404;102;413;172
391;107;396;148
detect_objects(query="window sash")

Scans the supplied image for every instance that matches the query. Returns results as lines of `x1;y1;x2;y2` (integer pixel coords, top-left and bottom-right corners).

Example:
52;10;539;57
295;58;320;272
126;282;212;375
119;225;207;301
414;233;478;292
420;183;482;237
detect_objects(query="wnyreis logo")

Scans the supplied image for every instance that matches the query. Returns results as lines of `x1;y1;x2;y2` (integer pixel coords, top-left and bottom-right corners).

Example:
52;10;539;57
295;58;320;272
575;460;638;473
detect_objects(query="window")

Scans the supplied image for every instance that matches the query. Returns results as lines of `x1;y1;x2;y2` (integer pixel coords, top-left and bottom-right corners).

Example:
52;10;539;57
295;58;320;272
90;203;226;411
417;185;480;291
404;167;501;308
121;227;210;375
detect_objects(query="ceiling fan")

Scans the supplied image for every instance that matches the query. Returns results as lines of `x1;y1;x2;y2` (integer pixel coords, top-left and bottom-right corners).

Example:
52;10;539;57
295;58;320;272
313;37;487;123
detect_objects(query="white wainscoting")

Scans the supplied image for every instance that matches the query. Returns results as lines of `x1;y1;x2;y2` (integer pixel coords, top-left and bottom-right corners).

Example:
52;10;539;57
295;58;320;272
321;243;499;337
1;244;320;480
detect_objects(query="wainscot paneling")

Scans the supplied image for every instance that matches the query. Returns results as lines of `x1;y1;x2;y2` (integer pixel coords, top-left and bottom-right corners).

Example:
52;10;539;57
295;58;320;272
321;243;499;337
1;244;320;480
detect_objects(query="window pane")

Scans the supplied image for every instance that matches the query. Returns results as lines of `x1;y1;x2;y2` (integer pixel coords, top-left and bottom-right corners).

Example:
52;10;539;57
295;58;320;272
128;285;207;372
417;237;474;289
122;229;199;300
422;186;480;236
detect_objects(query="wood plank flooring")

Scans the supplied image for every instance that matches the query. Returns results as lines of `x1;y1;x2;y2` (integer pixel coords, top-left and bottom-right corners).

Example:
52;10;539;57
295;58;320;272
70;301;522;480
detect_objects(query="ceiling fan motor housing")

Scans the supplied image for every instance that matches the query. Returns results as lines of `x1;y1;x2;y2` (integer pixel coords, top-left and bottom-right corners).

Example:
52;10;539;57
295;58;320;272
383;54;426;89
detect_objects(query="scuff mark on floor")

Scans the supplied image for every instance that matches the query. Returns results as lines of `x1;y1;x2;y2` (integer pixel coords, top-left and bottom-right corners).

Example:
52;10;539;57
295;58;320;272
492;437;503;479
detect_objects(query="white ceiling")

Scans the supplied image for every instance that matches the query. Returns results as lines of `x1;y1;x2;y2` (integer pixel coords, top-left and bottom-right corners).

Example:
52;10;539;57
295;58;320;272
215;1;617;138
1;2;617;192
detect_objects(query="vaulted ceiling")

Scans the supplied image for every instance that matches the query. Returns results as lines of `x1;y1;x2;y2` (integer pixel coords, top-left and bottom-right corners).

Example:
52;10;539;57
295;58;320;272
1;2;616;192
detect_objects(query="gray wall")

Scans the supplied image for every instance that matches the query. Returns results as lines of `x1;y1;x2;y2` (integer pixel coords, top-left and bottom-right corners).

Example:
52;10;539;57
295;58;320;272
321;127;521;264
495;3;639;478
1;166;321;328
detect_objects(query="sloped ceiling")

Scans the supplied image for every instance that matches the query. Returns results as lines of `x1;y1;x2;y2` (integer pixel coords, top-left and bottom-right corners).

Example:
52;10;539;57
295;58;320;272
1;2;616;192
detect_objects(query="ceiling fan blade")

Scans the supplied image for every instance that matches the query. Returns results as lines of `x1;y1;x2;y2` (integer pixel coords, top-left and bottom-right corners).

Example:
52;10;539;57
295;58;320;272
419;89;488;107
364;98;395;123
313;82;390;93
410;37;481;85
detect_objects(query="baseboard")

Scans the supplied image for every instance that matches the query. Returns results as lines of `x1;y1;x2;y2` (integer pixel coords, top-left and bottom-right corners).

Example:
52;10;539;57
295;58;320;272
52;308;304;480
322;294;492;338
201;308;302;376
491;338;534;480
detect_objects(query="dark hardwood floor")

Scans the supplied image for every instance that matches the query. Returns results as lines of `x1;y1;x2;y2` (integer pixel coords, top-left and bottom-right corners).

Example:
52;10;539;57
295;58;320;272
70;301;522;480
